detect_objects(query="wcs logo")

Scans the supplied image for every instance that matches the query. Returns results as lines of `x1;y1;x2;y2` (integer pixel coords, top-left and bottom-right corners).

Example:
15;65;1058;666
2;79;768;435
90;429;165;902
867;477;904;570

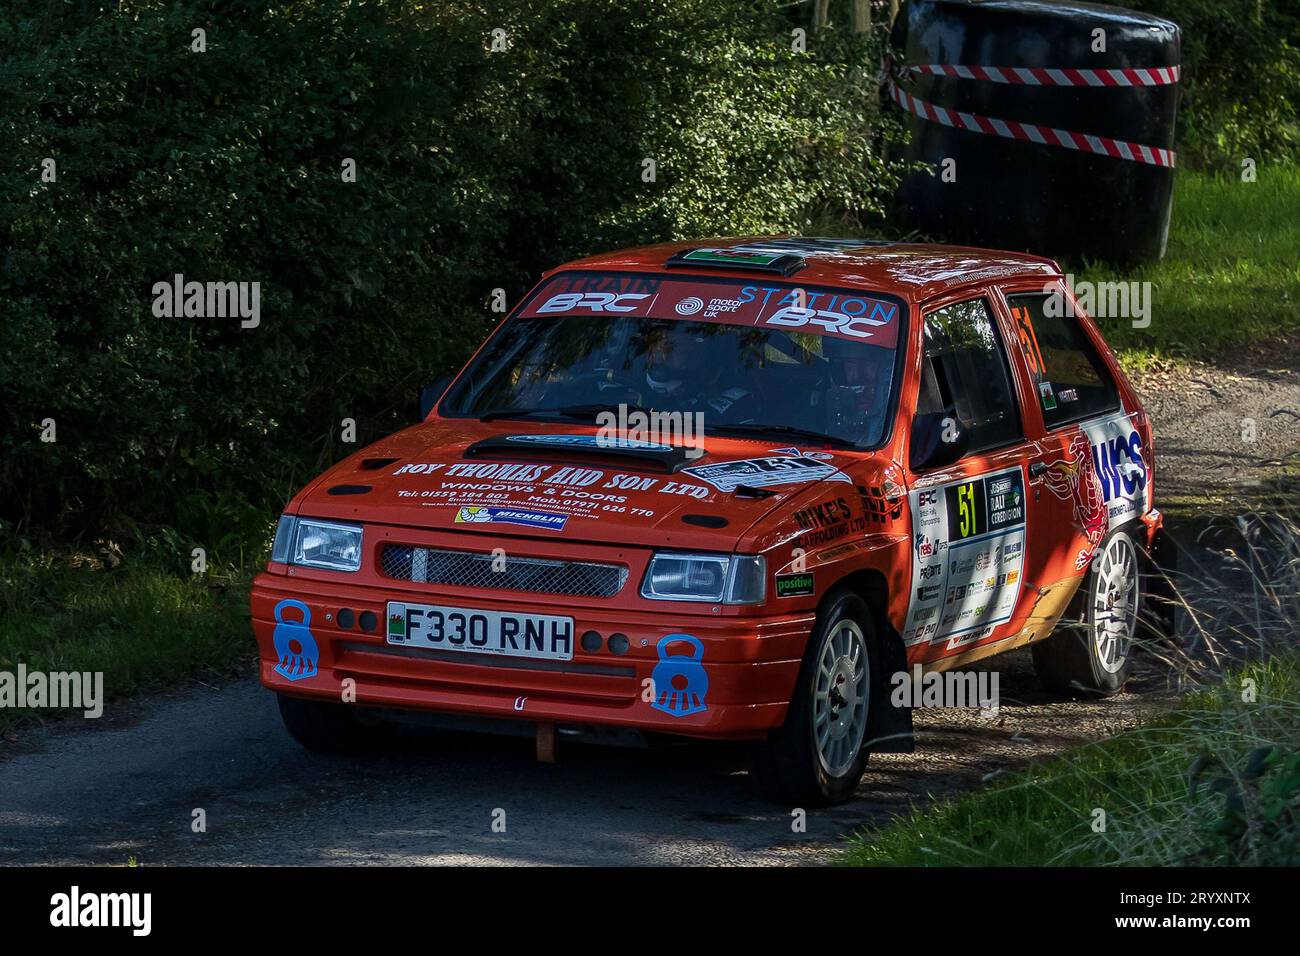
537;292;649;314
1091;430;1147;501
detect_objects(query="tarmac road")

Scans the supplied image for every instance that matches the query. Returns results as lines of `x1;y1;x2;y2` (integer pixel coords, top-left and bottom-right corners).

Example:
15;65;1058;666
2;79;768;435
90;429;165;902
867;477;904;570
0;648;1167;866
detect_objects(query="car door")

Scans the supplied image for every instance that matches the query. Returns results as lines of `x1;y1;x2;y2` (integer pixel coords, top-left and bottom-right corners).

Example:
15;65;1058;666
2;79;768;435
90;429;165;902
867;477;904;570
994;282;1150;585
900;293;1052;665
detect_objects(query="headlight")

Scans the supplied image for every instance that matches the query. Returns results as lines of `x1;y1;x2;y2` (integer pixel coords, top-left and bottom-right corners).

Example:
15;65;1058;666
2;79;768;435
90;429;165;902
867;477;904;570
640;552;766;604
271;516;363;572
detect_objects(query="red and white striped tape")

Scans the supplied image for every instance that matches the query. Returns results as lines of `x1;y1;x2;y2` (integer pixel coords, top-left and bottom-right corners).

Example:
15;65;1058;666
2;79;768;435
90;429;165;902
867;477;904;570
883;59;1177;167
907;63;1180;87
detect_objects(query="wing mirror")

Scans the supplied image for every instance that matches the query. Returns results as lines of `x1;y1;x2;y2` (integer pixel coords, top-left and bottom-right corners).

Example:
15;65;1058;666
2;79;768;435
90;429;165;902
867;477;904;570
418;376;452;421
910;408;969;471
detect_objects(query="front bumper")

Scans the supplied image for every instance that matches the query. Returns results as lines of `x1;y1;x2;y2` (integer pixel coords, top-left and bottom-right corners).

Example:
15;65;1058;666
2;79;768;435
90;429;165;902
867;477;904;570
250;572;812;739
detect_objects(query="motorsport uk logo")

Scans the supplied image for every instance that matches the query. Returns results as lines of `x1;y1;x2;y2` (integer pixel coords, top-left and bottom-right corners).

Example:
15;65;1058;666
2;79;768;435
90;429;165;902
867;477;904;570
50;886;152;936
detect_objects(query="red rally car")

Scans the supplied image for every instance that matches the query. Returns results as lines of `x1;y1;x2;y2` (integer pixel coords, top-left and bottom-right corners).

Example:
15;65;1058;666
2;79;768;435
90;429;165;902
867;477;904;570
251;237;1168;805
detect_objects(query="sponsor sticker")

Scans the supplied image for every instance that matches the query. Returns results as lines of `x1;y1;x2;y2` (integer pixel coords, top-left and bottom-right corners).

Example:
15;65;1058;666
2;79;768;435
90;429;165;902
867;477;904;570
678;248;787;267
683;455;850;492
520;274;901;347
775;571;815;598
454;506;567;531
272;598;319;682
770;446;835;460
1042;412;1148;561
534;291;651;314
650;634;709;717
901;466;1027;648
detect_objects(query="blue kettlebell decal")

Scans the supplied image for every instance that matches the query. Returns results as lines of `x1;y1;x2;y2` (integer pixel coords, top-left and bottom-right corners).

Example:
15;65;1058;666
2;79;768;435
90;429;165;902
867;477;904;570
273;599;319;682
650;634;708;717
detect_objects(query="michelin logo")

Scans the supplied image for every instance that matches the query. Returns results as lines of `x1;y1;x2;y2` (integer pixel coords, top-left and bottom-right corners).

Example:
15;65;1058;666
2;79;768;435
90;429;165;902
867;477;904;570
454;507;567;531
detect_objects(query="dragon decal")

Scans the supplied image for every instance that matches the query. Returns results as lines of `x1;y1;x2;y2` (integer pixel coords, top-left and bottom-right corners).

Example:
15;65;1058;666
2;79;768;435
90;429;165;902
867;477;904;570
1042;434;1108;569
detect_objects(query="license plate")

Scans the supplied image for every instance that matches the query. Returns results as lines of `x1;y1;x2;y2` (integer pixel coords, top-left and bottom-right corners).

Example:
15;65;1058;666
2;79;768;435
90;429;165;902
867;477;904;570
385;601;575;661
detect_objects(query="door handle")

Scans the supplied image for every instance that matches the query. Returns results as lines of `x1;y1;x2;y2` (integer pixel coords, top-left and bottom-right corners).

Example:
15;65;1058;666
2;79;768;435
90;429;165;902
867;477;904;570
1029;461;1048;478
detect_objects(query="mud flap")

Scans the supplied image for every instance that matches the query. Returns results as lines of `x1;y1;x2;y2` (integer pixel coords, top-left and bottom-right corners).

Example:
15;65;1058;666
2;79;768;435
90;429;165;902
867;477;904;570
869;623;915;753
536;721;557;763
1141;524;1179;641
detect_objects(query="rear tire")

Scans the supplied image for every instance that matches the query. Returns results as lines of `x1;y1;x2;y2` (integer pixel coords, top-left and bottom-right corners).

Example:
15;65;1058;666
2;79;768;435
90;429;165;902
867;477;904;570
1032;528;1140;697
277;694;393;755
752;590;880;806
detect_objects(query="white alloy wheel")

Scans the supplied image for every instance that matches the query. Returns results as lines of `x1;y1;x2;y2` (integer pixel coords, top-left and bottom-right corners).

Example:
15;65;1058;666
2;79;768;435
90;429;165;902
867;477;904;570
1092;531;1139;674
813;618;871;777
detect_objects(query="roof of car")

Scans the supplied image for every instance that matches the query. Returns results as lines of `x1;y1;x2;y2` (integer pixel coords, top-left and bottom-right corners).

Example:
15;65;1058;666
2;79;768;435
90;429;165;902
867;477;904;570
553;237;1062;302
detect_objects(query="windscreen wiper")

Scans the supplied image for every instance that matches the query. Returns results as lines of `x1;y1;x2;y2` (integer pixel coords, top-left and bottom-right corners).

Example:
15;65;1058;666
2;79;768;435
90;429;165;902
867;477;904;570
477;406;583;422
558;402;663;421
707;423;858;449
479;402;656;423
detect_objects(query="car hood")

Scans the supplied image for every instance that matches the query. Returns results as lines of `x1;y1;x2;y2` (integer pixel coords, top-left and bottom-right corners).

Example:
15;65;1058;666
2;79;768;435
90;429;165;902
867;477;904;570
289;419;883;551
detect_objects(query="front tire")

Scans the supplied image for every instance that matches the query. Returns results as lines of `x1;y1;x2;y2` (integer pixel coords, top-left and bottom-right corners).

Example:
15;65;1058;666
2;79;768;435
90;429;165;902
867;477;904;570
277;694;393;755
752;590;880;806
1032;528;1140;696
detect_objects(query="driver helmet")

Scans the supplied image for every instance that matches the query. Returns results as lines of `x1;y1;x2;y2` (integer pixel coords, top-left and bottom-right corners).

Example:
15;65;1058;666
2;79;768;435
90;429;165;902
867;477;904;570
646;333;710;396
827;339;891;403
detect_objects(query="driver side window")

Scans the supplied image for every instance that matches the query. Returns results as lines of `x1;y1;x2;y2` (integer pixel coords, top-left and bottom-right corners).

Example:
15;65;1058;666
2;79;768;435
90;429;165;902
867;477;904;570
919;298;1022;453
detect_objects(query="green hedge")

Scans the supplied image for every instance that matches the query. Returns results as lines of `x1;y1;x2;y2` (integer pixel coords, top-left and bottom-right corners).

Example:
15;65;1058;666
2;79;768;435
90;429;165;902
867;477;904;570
1;0;1293;550
1126;0;1300;167
0;0;901;547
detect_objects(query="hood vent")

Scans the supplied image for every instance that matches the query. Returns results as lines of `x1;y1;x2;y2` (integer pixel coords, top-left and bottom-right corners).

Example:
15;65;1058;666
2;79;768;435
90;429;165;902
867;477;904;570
465;435;695;473
328;484;372;496
681;514;728;528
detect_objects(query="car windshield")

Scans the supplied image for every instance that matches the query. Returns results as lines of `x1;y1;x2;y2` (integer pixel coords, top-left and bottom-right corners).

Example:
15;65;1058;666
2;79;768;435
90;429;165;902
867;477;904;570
440;271;906;448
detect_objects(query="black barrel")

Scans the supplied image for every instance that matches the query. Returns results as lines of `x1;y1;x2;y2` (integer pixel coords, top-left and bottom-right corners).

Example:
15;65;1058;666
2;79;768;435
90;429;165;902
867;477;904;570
889;0;1180;264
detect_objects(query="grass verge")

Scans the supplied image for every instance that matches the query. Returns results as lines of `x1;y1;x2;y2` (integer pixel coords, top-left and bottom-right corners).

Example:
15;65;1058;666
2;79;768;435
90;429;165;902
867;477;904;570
1073;165;1300;369
838;654;1300;866
0;552;251;735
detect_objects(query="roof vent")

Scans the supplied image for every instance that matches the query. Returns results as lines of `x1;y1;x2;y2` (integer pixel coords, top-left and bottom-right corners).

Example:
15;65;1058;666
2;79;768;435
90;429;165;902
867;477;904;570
666;247;806;277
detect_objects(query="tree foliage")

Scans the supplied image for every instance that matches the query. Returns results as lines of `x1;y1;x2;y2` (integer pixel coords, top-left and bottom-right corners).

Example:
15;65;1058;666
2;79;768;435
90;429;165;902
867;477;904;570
0;0;900;539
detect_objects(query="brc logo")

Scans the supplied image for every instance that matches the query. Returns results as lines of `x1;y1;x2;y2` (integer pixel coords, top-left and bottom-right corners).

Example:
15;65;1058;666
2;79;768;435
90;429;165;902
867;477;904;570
537;292;650;314
765;305;892;339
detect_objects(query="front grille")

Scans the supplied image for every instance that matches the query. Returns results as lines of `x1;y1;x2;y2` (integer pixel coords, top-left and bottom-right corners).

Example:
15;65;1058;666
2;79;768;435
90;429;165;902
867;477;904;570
380;545;628;598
